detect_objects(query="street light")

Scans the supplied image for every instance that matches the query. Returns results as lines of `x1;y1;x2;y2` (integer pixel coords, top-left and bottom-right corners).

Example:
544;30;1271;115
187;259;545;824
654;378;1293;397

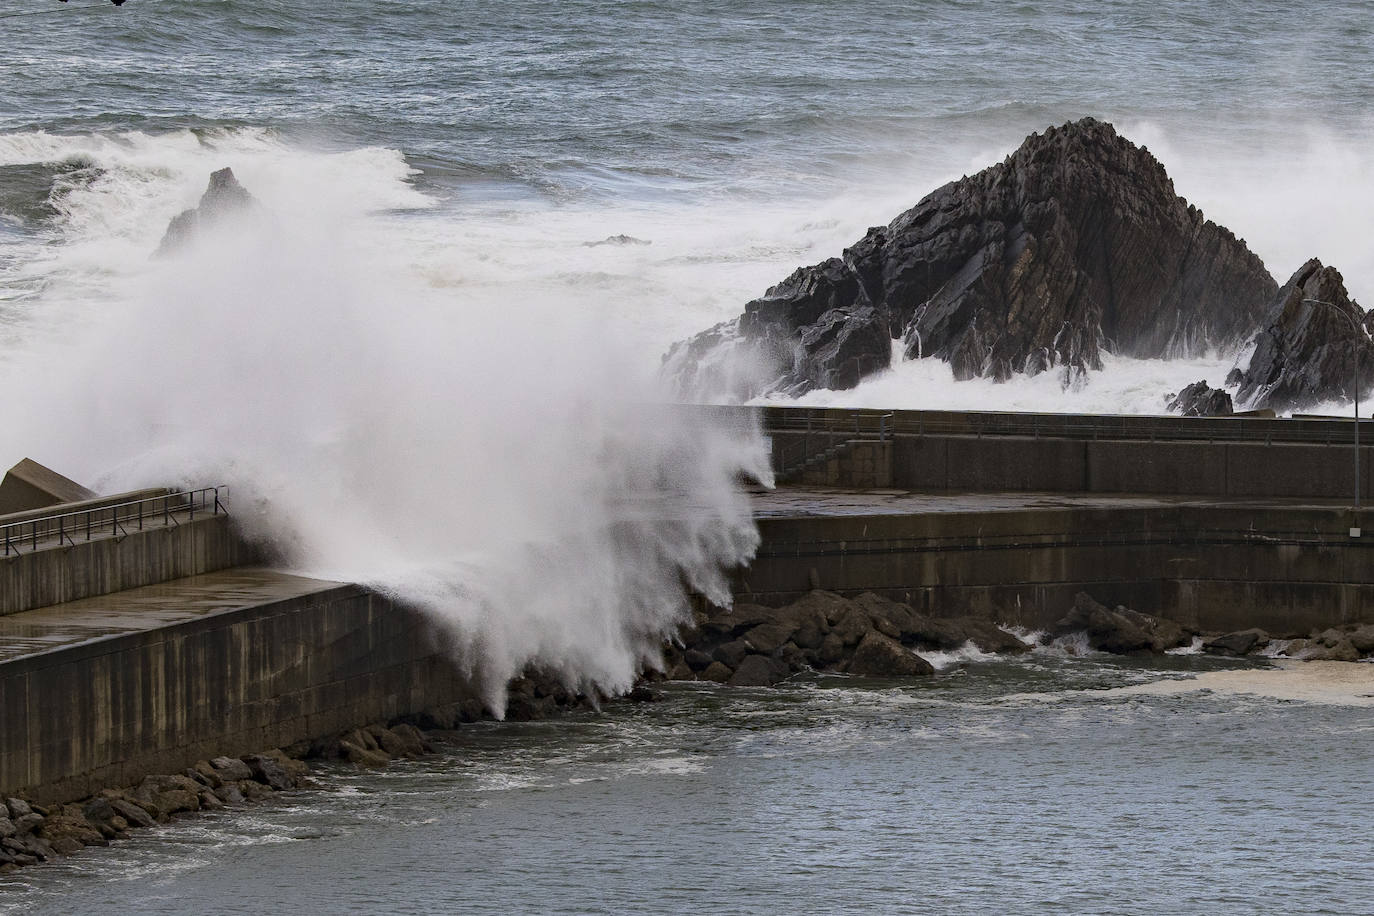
1302;297;1367;510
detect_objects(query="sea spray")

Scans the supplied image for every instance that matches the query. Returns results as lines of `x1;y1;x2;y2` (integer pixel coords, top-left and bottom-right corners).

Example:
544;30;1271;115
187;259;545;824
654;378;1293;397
0;146;771;715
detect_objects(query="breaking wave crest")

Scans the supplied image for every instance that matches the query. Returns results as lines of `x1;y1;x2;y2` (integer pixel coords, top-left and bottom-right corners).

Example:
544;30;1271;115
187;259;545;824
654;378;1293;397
0;128;771;715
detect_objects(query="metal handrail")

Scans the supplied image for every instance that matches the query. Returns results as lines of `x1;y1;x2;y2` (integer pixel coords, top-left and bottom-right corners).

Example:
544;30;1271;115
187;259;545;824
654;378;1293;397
2;486;227;557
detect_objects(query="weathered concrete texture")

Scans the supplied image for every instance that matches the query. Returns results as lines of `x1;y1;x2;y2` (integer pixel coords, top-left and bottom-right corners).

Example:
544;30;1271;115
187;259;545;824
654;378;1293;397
773;431;1374;500
0;568;474;807
739;488;1374;636
0;459;97;515
2;514;255;617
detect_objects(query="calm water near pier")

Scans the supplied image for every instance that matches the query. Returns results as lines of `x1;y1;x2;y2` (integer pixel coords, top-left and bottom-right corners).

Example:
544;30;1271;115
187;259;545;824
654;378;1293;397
5;653;1373;915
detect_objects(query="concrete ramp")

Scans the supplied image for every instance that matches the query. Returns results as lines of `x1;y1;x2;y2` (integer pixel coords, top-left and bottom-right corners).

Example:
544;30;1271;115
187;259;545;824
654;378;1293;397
0;458;97;515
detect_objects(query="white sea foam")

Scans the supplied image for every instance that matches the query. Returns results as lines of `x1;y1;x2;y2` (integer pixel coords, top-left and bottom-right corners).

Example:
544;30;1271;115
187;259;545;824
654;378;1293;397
1108;660;1374;707
0;128;770;715
917;641;999;671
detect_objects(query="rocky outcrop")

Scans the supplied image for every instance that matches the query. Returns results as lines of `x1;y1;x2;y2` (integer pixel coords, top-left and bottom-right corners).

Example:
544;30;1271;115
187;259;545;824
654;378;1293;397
663;589;1030;682
1167;380;1233;417
155;166;259;256
1203;628;1269;657
1231;259;1374;412
0;718;450;875
1052;592;1191;654
666;118;1277;399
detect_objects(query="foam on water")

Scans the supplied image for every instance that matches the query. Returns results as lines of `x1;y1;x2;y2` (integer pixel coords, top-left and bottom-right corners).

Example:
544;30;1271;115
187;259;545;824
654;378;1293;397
1109;660;1374;707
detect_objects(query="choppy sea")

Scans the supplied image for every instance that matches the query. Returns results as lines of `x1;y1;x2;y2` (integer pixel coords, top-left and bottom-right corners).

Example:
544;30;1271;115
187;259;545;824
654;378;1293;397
2;2;1373;912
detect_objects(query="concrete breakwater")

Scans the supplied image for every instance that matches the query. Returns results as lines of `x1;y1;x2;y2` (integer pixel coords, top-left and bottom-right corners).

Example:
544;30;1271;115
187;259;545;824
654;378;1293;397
6;407;1374;826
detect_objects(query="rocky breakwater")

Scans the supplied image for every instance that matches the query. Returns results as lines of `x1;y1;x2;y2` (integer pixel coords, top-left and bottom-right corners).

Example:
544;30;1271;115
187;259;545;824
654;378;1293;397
665;118;1277;398
659;590;1033;684
661;589;1374;689
0;722;435;875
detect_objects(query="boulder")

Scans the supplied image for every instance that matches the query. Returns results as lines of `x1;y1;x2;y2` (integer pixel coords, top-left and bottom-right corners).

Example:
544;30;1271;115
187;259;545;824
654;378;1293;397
209;756;254;782
12;813;43;835
191;760;223;788
391;723;433;756
699;603;776;639
666;118;1275;398
848;632;936;678
700;661;734;683
131;775;202;820
817;633;846;666
1167;380;1234;417
742;621;799;654
1303;639;1360;662
243;753;293;791
727;655;789;687
684;648;714;671
155;167;259;256
712;640;751;669
1233;260;1373;412
214;784;247;806
0;817;14;839
830;605;875;647
107;797;156;829
1348;624;1374;654
850;592;922;639
1203;628;1270;657
1055;593;1188;654
5;799;31;819
37;814;104;851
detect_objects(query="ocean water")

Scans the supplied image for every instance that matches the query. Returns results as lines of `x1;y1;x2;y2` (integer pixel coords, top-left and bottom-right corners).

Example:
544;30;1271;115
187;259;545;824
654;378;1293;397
3;1;1374;911
5;654;1374;915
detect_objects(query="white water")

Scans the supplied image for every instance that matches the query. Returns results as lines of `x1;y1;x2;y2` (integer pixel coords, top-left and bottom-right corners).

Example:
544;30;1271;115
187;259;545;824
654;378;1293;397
1;118;1372;708
0;129;772;713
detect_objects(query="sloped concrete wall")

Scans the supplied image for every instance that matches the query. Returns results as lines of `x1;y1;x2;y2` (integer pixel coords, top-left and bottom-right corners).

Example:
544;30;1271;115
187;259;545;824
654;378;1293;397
738;503;1374;635
2;515;256;616
0;584;473;806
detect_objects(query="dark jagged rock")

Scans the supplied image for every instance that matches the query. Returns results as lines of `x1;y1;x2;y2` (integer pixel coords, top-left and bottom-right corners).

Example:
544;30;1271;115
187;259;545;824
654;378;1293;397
1232;259;1374;412
1054;592;1190;654
155;166;258;256
1166;380;1234;417
847;631;935;677
1203;628;1269;657
666;118;1276;398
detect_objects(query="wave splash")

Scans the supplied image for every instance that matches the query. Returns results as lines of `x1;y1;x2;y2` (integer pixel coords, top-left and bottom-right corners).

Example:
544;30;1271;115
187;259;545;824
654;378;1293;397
0;129;771;715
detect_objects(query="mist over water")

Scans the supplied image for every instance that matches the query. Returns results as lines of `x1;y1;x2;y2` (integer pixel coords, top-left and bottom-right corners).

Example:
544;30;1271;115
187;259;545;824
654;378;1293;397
0;129;771;710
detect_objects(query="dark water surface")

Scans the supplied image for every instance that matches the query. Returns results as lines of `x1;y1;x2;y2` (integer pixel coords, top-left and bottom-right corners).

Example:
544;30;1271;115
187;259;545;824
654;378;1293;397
5;654;1372;915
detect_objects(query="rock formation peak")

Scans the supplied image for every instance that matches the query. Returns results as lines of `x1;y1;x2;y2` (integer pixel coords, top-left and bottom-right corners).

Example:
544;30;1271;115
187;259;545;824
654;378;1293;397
665;117;1278;400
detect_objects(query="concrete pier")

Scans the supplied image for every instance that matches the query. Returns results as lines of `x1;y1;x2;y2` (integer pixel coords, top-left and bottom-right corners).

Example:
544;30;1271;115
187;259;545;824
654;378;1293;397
5;406;1374;806
0;568;472;806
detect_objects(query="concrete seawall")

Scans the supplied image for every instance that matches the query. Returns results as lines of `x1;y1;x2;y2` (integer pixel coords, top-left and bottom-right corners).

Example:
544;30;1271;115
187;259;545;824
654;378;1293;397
1;514;256;617
744;491;1371;635
8;407;1374;808
0;568;474;806
766;407;1374;499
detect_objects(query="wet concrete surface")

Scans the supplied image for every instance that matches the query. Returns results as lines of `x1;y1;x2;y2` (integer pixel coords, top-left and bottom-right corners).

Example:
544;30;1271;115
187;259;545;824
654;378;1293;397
0;567;340;665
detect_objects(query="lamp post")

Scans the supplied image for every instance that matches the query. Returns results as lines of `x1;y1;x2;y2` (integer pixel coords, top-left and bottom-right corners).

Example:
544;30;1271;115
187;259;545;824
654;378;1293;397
1302;298;1366;510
